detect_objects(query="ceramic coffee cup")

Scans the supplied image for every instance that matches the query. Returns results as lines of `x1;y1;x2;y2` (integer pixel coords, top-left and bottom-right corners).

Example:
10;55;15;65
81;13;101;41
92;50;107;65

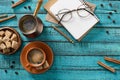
26;47;46;69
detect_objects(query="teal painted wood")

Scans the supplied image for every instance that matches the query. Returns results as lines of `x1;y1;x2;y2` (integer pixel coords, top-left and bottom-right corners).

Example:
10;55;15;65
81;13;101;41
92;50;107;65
1;55;120;70
0;14;120;27
0;0;120;80
0;0;120;14
1;27;120;43
1;69;120;80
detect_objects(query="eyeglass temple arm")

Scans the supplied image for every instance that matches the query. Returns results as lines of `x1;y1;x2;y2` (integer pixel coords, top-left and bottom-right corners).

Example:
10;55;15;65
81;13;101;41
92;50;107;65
56;12;71;24
77;8;94;16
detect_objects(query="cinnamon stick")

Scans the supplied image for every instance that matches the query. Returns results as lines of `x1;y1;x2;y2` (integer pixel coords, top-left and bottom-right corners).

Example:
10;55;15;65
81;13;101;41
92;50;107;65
0;14;8;18
104;56;120;64
12;0;26;8
97;61;116;73
0;15;16;23
51;25;74;43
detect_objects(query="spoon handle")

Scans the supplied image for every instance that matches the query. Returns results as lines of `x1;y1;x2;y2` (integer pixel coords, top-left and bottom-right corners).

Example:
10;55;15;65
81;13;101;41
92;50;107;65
33;0;43;17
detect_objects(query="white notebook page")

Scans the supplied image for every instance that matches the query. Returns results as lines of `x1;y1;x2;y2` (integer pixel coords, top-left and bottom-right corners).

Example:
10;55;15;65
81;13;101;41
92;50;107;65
50;0;99;40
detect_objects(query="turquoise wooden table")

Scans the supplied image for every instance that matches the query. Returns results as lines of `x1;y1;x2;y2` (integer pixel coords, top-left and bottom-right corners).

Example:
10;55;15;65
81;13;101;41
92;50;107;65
0;0;120;80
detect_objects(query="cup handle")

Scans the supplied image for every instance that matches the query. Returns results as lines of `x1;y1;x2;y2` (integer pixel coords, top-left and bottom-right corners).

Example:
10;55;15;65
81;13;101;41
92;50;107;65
26;63;30;68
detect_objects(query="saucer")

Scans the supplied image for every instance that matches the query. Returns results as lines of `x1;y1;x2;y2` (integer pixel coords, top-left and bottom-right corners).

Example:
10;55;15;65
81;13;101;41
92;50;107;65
20;41;53;74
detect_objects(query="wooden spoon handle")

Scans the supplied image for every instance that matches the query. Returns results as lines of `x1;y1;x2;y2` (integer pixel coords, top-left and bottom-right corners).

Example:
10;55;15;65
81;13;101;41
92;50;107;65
33;0;43;17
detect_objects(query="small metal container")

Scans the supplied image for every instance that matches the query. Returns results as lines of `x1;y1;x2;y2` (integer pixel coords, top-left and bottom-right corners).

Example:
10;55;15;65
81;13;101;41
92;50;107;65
19;15;43;38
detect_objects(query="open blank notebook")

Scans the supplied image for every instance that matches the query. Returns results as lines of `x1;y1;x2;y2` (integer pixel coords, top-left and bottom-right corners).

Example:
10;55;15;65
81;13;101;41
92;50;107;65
50;0;99;40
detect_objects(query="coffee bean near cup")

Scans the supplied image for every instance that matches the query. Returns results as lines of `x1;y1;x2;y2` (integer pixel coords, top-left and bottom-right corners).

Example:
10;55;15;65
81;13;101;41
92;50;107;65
19;0;43;38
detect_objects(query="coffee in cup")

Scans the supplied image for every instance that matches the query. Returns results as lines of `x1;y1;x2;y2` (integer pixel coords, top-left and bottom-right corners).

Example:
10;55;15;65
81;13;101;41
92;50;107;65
26;47;46;68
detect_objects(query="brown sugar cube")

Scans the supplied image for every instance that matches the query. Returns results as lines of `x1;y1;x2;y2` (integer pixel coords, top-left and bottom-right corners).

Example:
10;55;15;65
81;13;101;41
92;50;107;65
0;36;2;39
0;43;6;50
12;41;18;49
5;30;12;38
43;61;49;69
0;31;4;36
36;66;43;70
5;41;11;48
0;36;2;44
3;36;9;41
11;33;17;41
3;48;10;53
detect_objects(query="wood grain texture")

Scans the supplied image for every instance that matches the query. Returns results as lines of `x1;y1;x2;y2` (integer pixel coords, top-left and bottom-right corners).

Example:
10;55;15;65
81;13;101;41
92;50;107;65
1;69;120;80
0;0;120;80
0;14;120;27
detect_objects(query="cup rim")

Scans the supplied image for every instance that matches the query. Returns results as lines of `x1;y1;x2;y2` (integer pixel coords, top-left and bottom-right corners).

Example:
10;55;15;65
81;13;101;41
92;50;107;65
26;47;46;67
19;15;38;35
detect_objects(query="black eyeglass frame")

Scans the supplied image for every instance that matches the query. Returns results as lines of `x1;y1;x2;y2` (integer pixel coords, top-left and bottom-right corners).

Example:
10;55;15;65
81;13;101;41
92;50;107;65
56;5;94;24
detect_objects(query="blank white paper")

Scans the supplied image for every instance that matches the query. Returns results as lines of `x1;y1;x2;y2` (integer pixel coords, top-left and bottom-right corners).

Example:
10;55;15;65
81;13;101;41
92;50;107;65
50;0;99;40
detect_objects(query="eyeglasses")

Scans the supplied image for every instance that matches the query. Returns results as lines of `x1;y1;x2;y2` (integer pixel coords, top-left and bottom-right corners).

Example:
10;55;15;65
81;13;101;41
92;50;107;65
56;4;94;24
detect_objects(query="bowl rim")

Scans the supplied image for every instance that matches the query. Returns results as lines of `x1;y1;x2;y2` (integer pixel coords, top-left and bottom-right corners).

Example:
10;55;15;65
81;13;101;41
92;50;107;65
0;27;21;55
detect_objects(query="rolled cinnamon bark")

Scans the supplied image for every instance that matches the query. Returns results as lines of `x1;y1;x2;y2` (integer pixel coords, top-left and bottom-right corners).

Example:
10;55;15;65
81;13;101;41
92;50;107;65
104;56;120;64
97;61;116;73
0;15;16;23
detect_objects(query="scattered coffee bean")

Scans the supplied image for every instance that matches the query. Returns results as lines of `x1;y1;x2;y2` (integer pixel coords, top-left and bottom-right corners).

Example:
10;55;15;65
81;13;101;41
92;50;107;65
108;16;111;19
28;6;31;10
4;70;7;73
15;72;18;75
109;12;112;15
11;1;15;4
10;65;14;69
109;3;112;7
106;31;109;35
113;20;116;24
114;10;117;12
100;4;104;7
12;61;15;64
24;6;27;9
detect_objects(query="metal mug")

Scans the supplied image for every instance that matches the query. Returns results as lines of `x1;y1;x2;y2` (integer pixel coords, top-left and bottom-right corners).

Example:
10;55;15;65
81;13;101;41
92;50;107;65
19;15;43;38
19;0;43;38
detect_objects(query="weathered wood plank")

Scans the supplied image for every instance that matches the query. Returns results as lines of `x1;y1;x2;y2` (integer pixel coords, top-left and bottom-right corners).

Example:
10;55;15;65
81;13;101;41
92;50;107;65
0;69;120;80
0;0;120;14
1;41;120;58
0;41;120;70
0;0;120;80
1;55;120;70
0;27;120;43
0;14;120;27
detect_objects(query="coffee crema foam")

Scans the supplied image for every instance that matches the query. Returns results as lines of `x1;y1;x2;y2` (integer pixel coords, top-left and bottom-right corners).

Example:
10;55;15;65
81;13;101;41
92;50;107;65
28;49;44;64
